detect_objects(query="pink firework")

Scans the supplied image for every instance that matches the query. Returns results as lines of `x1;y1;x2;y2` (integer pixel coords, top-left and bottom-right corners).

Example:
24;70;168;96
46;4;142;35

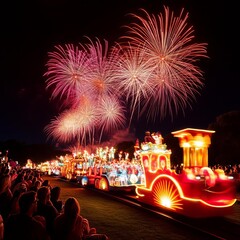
119;6;208;121
44;6;208;145
79;37;121;103
44;109;81;143
97;96;127;141
44;103;98;145
73;103;99;146
44;38;127;144
113;43;154;123
44;44;90;106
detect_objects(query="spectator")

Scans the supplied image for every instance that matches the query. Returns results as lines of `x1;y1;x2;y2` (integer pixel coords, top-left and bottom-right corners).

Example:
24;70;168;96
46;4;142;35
42;180;52;190
9;169;18;183
51;186;63;213
29;180;42;192
36;186;59;238
0;214;3;240
9;184;27;215
0;174;13;222
26;174;34;190
53;197;109;240
31;176;37;186
35;172;44;183
4;191;50;240
0;164;8;176
11;172;29;194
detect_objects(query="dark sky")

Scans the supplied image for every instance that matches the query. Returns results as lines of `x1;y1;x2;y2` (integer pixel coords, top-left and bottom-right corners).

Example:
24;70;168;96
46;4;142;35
1;0;239;145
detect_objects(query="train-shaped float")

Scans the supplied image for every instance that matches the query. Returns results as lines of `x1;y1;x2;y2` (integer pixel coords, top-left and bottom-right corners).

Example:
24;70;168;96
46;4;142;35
81;153;144;192
58;147;145;192
37;128;237;218
135;128;237;218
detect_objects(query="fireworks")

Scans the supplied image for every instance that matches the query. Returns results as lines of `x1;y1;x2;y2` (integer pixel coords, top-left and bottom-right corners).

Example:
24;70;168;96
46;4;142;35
44;96;126;145
97;96;127;141
44;44;91;106
119;6;208;120
44;103;98;145
83;37;121;101
44;109;81;143
113;43;154;123
44;6;208;145
44;38;126;145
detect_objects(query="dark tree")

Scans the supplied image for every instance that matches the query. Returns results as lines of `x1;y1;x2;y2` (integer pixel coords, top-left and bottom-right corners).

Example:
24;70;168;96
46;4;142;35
208;111;240;166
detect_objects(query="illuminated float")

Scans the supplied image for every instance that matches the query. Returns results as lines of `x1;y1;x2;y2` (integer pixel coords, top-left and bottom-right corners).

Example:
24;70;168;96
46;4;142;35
37;160;61;175
85;156;145;192
61;157;89;180
135;128;237;218
61;146;145;191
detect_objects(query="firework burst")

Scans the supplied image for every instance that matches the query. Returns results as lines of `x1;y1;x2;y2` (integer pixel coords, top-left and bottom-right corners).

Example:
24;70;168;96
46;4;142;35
44;102;98;146
119;6;208;121
97;96;127;141
44;109;81;143
44;44;91;108
113;43;154;123
83;37;120;100
44;38;125;144
44;6;208;145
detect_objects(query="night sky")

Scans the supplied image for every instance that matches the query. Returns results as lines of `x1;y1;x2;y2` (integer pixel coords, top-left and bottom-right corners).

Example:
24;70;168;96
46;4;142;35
1;0;239;145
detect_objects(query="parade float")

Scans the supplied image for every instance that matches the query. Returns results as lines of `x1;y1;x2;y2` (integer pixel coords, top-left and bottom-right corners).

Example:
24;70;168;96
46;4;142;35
55;146;144;191
81;147;145;191
135;128;237;218
51;128;237;217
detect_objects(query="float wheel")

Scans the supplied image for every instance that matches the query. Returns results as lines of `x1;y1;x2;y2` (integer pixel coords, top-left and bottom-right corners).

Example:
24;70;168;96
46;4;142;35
94;178;100;189
99;177;109;191
152;177;183;211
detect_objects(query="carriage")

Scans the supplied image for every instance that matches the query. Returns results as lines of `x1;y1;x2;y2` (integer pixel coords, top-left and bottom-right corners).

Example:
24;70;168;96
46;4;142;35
135;128;237;218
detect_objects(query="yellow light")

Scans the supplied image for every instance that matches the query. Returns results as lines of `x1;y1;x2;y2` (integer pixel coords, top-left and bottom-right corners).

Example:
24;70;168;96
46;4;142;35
182;142;190;147
161;197;172;208
100;183;106;190
129;174;138;184
195;141;203;147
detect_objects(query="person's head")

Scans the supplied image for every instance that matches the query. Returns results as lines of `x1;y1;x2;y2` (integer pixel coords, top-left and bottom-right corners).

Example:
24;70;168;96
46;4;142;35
27;175;33;181
31;176;37;184
16;183;28;193
14;173;24;183
42;180;50;187
51;186;61;201
0;174;11;194
34;180;41;188
64;197;80;218
10;169;17;176
19;191;37;215
37;186;51;204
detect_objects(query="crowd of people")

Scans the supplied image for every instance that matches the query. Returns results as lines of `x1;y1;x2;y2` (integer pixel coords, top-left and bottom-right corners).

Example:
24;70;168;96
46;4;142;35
0;163;109;240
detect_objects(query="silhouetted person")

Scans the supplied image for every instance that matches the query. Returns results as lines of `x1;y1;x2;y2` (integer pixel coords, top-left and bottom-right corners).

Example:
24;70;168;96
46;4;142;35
53;197;109;240
0;174;13;222
42;180;52;190
0;214;3;240
51;186;63;213
9;186;27;215
4;191;50;240
29;180;41;192
36;186;59;238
